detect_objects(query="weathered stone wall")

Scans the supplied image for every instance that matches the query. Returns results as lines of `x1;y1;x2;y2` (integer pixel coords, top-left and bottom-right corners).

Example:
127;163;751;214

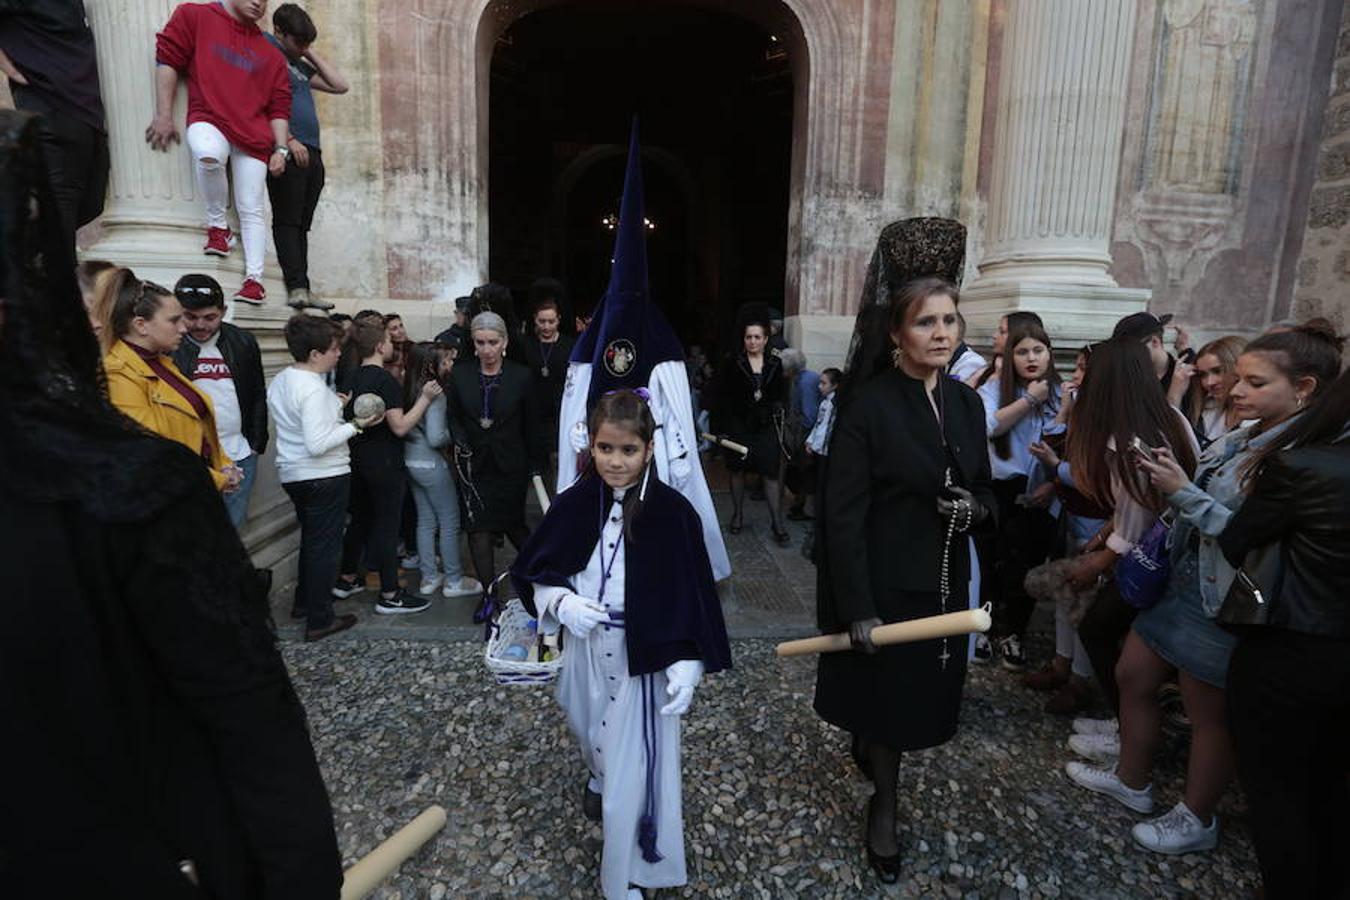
1107;0;1343;338
1292;0;1350;331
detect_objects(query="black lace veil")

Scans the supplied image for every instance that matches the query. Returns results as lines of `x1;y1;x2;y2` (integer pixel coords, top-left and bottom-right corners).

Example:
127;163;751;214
0;110;201;520
837;217;967;407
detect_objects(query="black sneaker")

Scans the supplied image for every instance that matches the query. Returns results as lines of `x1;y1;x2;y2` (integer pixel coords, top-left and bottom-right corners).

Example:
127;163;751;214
332;575;365;599
999;634;1027;671
973;634;993;664
375;589;431;615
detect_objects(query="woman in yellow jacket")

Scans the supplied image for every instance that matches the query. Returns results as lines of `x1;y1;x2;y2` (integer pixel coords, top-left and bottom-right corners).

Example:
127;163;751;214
96;268;240;493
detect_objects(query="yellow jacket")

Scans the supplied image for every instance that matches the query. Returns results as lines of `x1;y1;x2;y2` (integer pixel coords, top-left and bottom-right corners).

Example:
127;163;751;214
104;339;234;491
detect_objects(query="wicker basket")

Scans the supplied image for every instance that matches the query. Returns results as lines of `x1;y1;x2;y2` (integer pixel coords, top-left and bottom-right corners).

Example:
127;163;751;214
484;599;563;686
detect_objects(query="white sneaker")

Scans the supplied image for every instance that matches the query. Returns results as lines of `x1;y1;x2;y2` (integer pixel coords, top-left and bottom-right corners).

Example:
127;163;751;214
1068;732;1121;763
442;576;483;599
418;574;444;595
973;634;993;664
1064;761;1154;814
1132;802;1218;855
1072;716;1119;736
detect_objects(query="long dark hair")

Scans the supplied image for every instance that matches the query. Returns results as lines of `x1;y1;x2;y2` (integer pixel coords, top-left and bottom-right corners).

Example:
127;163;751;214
991;320;1061;460
1066;338;1198;510
583;389;657;542
838;275;959;409
401;340;445;409
974;310;1045;388
1240;323;1347;485
1244;366;1350;485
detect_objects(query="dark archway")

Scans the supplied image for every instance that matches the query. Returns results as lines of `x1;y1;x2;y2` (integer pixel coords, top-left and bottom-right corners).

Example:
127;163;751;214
488;2;793;347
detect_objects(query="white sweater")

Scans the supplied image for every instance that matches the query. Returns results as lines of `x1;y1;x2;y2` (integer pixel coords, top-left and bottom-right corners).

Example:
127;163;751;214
266;366;357;484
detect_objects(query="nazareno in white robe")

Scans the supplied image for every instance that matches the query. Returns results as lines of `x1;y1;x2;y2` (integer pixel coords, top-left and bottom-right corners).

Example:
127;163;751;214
556;358;731;582
532;488;688;899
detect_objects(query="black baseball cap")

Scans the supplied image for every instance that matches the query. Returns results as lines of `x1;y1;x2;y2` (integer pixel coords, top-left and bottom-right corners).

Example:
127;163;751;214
1111;311;1173;342
174;273;226;310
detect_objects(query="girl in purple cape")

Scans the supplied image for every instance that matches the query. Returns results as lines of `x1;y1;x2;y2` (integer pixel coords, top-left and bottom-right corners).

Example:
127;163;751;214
511;389;732;900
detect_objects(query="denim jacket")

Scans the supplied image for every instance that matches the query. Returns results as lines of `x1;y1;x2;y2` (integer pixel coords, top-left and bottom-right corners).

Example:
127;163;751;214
1165;416;1298;616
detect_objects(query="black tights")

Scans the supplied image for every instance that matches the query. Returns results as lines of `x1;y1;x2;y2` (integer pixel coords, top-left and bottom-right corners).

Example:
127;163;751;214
861;739;902;856
467;526;530;592
729;470;784;531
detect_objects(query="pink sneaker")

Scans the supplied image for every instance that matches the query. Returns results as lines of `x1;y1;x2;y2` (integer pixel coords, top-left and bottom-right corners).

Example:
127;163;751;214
203;227;234;257
233;278;266;305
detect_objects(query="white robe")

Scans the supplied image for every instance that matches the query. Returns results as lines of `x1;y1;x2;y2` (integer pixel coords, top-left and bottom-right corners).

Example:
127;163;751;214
533;495;687;899
556;359;731;582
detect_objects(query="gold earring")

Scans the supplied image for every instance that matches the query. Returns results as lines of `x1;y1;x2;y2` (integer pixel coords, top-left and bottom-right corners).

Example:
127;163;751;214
891;346;904;368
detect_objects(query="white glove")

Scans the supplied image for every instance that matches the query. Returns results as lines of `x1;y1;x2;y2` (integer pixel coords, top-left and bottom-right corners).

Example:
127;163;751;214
556;592;608;639
660;659;704;716
569;421;589;453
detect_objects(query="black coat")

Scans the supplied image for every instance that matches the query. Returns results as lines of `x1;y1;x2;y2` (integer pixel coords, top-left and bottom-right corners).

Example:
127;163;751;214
172;322;269;454
709;352;788;476
510;472;732;677
813;370;995;752
446;358;546;531
1219;436;1350;639
517;333;574;428
0;442;341;899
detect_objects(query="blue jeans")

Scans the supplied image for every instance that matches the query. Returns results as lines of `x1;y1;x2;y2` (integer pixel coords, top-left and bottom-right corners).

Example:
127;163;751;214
406;463;465;582
283;474;350;631
222;452;258;531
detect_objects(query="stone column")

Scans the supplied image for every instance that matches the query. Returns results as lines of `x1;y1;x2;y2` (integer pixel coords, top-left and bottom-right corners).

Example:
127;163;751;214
83;0;298;577
82;0;285;309
964;0;1149;344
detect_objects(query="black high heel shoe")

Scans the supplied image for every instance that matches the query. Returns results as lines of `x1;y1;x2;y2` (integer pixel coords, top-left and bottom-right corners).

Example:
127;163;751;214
864;795;902;884
728;513;743;535
771;525;791;546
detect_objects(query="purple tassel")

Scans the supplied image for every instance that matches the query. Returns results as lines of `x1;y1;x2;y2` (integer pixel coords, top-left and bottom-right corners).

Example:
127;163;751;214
638;814;663;863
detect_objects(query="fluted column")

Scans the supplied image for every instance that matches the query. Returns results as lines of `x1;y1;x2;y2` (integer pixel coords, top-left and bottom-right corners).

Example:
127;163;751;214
82;0;284;311
965;0;1149;342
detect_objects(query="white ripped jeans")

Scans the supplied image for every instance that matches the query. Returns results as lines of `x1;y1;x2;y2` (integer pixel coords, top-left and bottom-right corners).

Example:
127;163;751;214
186;121;266;280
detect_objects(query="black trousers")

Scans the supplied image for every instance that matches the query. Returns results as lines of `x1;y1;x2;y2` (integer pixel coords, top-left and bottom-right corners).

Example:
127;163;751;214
14;89;109;248
985;476;1055;639
266;149;325;291
1227;629;1350;899
1077;579;1136;714
282;474;350;631
340;456;405;594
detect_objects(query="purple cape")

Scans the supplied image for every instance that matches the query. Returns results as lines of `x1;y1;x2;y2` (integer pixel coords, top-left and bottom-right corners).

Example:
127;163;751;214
510;471;732;678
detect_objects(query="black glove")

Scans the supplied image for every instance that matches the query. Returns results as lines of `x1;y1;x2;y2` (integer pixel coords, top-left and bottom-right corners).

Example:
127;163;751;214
849;617;882;655
937;485;987;530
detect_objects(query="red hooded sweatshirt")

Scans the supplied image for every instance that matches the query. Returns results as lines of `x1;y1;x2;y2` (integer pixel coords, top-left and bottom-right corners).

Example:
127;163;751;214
155;2;291;162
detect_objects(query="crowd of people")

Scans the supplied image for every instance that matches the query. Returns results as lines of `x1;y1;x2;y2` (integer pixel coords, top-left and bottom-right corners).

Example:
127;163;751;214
2;2;1347;897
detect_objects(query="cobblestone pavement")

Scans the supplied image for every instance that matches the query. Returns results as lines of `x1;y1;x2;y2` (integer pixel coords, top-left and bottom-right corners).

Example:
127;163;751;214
283;636;1260;899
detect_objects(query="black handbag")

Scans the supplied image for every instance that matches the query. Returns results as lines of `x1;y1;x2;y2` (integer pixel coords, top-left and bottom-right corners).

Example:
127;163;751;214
1216;540;1285;627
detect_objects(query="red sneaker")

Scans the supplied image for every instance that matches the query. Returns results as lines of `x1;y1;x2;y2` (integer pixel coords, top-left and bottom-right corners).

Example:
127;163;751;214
203;227;234;257
233;278;266;305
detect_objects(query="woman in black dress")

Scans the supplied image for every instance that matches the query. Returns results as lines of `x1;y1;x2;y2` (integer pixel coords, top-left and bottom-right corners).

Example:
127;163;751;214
447;310;546;617
711;310;791;544
815;223;994;883
518;293;575;470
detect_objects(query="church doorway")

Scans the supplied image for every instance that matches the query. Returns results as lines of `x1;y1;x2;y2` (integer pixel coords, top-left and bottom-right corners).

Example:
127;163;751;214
487;2;795;349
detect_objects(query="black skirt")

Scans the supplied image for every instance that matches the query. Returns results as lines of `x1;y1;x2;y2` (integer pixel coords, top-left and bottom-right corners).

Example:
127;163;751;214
726;420;784;477
813;590;968;752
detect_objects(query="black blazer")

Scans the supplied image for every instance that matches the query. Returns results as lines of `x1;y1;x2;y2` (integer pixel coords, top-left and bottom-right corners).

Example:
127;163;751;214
818;370;995;629
446;358;547;477
710;351;787;434
172;322;269;454
1219;438;1350;639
